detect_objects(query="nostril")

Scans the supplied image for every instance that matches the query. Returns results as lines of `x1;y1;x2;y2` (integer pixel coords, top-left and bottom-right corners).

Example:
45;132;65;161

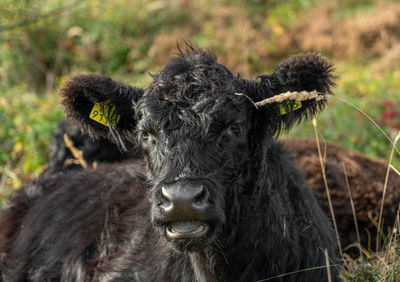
160;187;173;211
161;186;173;202
193;186;208;207
160;184;209;212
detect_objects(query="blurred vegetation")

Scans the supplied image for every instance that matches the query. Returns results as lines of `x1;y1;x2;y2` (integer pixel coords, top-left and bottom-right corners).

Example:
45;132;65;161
1;0;399;194
1;0;400;278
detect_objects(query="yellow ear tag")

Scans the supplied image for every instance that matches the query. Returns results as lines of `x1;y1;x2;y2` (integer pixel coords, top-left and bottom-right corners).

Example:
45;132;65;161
89;100;121;128
278;100;302;115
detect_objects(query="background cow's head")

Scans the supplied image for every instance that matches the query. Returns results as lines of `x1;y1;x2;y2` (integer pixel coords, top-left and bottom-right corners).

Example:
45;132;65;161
61;45;335;252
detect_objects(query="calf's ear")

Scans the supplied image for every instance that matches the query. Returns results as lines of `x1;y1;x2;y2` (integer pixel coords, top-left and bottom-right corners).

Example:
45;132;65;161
61;74;144;150
239;53;335;134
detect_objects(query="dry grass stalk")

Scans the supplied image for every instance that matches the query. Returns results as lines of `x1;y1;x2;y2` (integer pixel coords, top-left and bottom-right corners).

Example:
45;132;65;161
234;93;259;109
312;117;343;258
63;133;88;169
62;159;82;169
390;164;400;176
324;249;332;282
254;90;324;107
235;90;325;109
388;206;399;253
344;242;372;259
342;163;363;259
256;265;337;282
368;211;379;230
377;131;400;251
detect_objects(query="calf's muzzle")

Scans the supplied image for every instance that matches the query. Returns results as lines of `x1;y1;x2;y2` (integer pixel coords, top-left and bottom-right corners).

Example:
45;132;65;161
160;182;210;239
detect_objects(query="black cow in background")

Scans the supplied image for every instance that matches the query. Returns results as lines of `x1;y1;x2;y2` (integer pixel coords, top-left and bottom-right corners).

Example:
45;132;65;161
0;46;341;281
41;120;141;177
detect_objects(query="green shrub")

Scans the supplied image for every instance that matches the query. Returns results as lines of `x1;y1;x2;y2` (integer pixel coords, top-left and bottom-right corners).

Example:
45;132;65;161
0;0;190;91
0;85;63;178
287;63;400;168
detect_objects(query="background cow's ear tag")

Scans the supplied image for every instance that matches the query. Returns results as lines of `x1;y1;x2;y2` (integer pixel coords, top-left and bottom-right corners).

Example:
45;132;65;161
278;100;302;115
89;100;121;128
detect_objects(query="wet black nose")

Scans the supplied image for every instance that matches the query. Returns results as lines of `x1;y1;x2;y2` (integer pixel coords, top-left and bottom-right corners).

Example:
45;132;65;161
160;183;209;221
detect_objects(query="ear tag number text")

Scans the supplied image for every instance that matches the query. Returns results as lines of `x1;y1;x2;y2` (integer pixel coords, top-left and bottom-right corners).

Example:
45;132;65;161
278;100;302;115
89;100;121;128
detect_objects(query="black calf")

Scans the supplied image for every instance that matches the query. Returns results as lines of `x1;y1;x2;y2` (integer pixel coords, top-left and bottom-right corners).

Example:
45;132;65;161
0;46;341;281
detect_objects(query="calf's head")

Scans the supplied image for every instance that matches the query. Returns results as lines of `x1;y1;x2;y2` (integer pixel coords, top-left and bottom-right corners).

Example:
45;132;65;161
61;46;334;252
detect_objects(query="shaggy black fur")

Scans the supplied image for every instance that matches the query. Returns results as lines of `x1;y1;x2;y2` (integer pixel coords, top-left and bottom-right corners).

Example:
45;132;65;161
37;120;399;257
0;46;341;281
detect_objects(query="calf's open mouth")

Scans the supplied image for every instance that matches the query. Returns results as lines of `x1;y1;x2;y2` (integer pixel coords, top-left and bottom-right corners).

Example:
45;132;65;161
166;221;209;239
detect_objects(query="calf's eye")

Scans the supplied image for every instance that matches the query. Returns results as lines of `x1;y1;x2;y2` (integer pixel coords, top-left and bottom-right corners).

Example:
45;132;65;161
139;130;149;142
226;123;242;137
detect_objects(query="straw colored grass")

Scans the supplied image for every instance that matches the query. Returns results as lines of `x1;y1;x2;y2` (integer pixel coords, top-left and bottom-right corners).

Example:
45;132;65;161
235;90;325;110
377;131;400;251
342;210;400;281
312;117;343;258
63;133;88;169
311;96;400;281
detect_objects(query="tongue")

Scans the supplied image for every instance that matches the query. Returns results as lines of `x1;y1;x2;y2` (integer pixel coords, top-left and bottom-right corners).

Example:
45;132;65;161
171;221;201;233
